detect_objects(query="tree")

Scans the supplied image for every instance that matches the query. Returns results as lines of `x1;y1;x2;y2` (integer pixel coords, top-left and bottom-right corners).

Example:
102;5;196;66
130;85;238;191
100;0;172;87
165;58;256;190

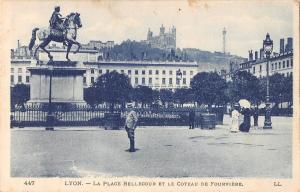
191;72;227;111
269;73;290;108
11;84;30;109
94;71;132;112
283;74;293;106
131;86;153;107
173;88;193;106
84;87;99;108
228;71;262;105
159;89;173;107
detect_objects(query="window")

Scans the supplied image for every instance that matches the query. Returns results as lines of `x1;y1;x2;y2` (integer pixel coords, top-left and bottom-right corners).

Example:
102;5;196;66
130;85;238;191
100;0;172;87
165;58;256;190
287;60;290;68
121;70;124;74
135;70;138;75
142;78;145;85
18;75;22;82
169;78;172;84
135;77;138;84
18;68;22;73
291;59;293;67
278;62;281;69
91;69;94;74
271;64;274;70
99;69;102;74
156;70;159;75
162;70;166;75
106;69;109;73
275;63;277;70
149;70;152;75
162;78;166;84
26;76;30;83
169;71;173;75
183;78;186;85
183;71;186;75
283;62;285;68
190;71;193;75
10;75;14;83
253;67;255;74
149;78;152;84
91;77;94;83
142;70;145;75
83;77;86;84
11;68;14;73
128;70;131;75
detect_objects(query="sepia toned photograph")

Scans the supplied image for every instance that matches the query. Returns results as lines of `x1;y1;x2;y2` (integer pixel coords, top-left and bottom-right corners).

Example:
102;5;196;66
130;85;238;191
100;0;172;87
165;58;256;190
0;0;299;191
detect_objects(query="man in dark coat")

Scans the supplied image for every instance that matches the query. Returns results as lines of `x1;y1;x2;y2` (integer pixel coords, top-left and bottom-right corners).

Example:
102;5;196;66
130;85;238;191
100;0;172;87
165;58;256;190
252;106;259;127
189;109;195;129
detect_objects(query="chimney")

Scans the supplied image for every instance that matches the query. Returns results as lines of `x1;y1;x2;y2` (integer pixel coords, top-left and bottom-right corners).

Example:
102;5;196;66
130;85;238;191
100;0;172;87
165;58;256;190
255;51;258;60
286;37;293;52
248;50;253;61
259;48;264;59
17;40;20;48
280;38;284;54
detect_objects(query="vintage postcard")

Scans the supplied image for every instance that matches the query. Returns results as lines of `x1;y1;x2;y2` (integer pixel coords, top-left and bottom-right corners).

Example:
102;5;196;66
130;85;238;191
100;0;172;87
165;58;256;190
0;0;299;192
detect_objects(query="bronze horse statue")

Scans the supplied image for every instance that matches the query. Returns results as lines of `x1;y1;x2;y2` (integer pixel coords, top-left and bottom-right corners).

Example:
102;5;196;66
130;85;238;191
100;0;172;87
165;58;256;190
29;12;82;62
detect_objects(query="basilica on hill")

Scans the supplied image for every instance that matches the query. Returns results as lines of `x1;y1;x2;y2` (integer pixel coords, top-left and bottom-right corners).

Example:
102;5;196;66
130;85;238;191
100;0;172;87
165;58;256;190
143;24;176;51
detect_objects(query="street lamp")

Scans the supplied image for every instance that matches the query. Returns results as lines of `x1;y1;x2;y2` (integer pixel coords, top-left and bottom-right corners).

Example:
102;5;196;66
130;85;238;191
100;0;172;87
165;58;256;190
46;65;55;130
176;69;182;88
263;33;273;129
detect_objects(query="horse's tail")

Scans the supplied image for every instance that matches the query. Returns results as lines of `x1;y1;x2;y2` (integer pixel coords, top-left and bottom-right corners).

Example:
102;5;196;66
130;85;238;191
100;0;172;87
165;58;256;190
29;28;39;51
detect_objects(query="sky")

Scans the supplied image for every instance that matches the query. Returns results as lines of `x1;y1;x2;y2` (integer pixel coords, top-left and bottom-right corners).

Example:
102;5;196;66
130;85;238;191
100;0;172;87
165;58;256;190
3;0;294;58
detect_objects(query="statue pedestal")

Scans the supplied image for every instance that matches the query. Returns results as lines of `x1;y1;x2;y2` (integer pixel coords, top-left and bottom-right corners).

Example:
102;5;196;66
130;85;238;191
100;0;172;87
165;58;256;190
28;61;86;104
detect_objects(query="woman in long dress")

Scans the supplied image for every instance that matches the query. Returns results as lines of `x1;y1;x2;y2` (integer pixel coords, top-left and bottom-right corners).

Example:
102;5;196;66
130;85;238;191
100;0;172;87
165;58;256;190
231;105;240;132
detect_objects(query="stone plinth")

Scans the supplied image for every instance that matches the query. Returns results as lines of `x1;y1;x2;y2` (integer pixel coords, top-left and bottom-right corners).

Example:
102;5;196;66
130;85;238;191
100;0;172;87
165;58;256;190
28;61;86;104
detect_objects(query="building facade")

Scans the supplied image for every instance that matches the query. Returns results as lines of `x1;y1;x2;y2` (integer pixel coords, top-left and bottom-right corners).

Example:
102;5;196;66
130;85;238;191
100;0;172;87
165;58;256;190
143;25;176;51
83;60;198;89
11;43;198;90
226;37;293;81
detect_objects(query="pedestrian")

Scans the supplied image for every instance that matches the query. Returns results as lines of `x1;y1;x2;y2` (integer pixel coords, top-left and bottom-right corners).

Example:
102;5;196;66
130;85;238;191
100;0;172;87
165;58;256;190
230;104;240;132
125;103;138;152
239;107;251;132
252;106;259;128
188;109;195;129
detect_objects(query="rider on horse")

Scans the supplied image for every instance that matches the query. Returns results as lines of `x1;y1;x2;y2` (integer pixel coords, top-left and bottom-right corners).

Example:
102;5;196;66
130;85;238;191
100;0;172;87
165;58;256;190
49;6;67;45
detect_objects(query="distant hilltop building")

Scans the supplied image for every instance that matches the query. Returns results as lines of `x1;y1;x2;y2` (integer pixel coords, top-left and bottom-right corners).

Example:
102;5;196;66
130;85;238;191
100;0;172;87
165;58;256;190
143;24;176;51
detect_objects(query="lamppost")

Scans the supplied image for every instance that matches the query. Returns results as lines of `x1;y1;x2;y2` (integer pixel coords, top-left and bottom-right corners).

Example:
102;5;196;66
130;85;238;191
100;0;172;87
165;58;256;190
176;69;182;88
46;65;55;130
263;33;273;129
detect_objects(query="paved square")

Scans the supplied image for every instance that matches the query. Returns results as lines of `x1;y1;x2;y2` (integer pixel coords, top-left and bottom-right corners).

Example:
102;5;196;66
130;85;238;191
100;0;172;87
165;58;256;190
11;115;292;177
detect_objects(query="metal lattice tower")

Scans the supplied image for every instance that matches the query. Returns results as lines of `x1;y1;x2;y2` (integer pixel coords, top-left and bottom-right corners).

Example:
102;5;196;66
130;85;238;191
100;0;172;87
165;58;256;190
222;27;226;54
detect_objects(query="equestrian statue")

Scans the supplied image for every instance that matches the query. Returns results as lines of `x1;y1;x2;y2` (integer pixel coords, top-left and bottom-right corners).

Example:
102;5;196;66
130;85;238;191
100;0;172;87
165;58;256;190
29;6;82;62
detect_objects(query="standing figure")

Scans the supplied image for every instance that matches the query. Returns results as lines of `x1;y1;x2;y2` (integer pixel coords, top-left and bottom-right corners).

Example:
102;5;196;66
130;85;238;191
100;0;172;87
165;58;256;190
252;106;259;128
239;108;251;132
230;104;240;132
189;109;195;129
125;104;138;152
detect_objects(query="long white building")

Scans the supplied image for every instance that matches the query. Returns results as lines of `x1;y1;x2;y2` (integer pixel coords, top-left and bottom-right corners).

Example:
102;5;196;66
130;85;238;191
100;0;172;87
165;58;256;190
10;44;198;90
